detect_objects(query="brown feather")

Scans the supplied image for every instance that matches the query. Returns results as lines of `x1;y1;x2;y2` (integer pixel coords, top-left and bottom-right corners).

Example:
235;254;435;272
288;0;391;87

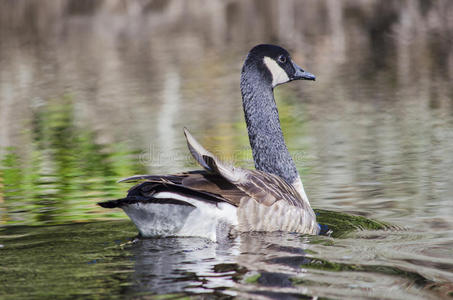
193;148;309;210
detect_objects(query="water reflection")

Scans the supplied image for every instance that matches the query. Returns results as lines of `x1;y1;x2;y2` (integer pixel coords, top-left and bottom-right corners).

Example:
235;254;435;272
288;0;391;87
125;230;452;299
1;220;451;299
0;95;146;224
128;237;240;295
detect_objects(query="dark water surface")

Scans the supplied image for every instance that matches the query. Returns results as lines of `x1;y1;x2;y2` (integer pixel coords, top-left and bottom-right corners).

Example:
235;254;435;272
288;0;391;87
1;1;453;299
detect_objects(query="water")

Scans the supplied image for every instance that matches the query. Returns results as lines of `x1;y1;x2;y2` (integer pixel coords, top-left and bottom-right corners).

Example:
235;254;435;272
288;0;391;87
1;1;453;298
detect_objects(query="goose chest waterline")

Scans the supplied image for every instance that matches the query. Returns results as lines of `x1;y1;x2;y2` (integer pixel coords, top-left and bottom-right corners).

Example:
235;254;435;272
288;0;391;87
99;44;319;241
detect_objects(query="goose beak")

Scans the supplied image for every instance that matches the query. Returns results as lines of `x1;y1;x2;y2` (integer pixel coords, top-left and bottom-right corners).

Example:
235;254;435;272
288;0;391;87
291;60;316;81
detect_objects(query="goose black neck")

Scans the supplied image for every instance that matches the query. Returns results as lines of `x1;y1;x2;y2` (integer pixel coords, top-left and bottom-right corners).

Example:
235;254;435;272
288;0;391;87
240;64;299;185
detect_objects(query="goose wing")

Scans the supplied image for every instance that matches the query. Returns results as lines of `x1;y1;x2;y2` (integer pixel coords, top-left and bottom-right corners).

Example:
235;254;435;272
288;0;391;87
113;171;247;207
183;128;309;210
111;128;308;210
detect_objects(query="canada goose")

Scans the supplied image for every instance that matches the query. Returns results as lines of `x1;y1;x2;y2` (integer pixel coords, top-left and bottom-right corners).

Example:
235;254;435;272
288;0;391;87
98;44;319;241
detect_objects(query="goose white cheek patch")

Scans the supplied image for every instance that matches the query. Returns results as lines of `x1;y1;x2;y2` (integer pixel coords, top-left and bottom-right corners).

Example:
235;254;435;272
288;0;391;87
264;56;289;87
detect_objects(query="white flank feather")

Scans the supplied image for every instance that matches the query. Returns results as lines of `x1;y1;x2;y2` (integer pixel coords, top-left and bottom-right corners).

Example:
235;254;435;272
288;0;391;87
121;192;238;242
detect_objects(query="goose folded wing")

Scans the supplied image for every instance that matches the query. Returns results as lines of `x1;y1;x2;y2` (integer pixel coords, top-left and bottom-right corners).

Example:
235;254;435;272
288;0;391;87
204;155;307;209
233;169;307;209
183;128;308;209
113;171;247;207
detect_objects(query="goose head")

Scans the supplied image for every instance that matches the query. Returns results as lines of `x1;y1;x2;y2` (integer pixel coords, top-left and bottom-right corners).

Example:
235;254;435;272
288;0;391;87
242;44;315;88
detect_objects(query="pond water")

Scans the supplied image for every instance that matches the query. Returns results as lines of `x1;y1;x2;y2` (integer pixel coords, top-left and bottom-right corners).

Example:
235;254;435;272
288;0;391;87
1;1;453;299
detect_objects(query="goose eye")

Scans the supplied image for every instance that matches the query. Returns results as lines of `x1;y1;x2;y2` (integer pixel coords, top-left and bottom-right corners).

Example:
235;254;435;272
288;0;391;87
278;55;286;63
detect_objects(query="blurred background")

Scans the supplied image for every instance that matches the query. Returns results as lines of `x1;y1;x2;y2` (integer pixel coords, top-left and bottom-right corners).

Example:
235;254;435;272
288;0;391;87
0;0;452;227
1;1;453;299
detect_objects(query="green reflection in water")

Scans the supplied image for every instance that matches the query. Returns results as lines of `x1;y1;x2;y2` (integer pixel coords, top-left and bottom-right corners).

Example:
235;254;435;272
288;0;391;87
0;221;136;299
0;95;147;226
315;209;395;238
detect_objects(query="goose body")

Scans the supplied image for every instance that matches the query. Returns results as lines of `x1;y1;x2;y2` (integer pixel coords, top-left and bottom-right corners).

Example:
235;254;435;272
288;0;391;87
99;45;319;241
